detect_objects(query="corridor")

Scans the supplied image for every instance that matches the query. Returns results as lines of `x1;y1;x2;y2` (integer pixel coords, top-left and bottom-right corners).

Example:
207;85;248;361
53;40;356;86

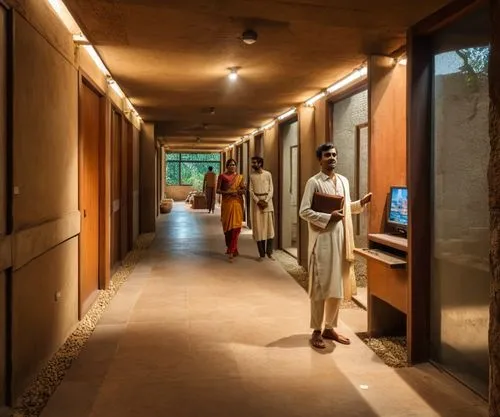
39;204;487;417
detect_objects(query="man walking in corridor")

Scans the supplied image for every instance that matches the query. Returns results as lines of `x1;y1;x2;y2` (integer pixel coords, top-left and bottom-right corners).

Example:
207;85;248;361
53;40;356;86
249;156;275;261
299;143;372;349
203;166;217;213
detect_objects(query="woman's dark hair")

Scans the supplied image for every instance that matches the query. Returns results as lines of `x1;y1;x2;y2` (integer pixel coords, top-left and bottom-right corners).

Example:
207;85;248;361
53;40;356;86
316;143;337;160
226;158;237;168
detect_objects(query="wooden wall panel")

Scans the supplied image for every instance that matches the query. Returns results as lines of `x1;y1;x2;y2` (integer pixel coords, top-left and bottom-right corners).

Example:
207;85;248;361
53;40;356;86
127;122;134;250
314;97;329;144
263;126;280;243
139;123;156;233
368;56;407;234
99;98;112;289
111;110;122;267
132;127;140;243
120;119;128;258
298;106;316;268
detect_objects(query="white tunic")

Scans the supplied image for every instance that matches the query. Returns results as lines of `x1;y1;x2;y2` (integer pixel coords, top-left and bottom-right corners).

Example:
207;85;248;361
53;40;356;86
249;170;275;241
299;172;363;300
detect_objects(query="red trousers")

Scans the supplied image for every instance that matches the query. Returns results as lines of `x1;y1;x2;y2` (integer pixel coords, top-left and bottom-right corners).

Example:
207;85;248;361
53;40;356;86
224;228;241;254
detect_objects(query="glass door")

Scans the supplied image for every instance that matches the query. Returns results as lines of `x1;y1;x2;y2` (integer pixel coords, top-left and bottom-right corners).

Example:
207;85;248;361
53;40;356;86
431;4;490;397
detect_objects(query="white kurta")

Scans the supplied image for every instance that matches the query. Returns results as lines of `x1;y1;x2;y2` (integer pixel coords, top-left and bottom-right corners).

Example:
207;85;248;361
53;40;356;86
249;170;275;241
299;172;363;300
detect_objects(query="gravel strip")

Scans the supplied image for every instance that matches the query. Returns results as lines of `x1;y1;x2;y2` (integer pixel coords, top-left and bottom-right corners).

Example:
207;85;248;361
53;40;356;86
357;332;408;368
11;233;156;417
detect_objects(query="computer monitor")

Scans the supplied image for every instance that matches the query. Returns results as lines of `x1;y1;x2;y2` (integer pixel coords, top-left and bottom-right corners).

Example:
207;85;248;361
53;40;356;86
387;186;408;236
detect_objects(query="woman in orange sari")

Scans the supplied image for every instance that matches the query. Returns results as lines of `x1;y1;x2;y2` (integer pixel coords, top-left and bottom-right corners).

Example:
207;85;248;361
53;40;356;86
217;159;246;261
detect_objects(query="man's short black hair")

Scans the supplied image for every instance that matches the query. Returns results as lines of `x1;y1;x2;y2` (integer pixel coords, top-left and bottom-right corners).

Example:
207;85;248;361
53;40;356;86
316;143;337;160
208;166;213;171
251;156;264;167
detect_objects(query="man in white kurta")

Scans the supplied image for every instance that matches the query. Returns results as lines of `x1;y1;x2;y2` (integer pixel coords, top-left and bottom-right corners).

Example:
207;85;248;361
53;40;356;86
299;143;371;349
249;156;275;260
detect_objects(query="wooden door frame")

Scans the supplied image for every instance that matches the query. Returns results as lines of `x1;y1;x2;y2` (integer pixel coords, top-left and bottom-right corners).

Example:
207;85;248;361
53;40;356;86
110;105;122;273
127;121;134;250
277;115;299;256
78;71;108;318
407;0;486;364
355;122;369;234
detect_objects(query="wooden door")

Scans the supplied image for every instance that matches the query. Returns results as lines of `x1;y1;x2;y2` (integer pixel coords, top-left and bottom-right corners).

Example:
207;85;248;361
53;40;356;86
111;110;122;268
80;82;101;314
120;120;128;258
127;123;134;250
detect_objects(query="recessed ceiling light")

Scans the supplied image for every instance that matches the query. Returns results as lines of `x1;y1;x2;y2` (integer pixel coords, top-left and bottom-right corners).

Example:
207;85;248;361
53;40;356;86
228;67;239;81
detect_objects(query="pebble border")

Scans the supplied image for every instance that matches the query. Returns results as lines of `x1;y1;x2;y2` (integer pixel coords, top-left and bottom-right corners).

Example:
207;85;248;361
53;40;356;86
11;233;156;417
357;333;408;368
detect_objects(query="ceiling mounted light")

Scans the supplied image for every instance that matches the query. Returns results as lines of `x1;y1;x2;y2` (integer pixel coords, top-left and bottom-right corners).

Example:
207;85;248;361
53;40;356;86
398;57;407;66
228;67;239;81
241;29;258;45
278;108;297;121
326;66;367;94
305;91;326;107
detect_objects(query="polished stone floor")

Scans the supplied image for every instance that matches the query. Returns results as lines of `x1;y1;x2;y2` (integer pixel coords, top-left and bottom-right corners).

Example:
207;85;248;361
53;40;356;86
41;203;487;417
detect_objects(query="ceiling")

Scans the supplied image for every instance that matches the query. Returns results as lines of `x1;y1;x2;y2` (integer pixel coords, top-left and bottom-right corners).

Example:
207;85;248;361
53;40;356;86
64;0;452;150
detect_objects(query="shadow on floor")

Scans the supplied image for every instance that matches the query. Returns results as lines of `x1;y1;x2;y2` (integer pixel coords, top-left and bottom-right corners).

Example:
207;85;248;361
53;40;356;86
266;334;337;354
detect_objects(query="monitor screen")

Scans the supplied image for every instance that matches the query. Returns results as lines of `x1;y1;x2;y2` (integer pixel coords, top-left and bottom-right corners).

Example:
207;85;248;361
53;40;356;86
388;187;408;227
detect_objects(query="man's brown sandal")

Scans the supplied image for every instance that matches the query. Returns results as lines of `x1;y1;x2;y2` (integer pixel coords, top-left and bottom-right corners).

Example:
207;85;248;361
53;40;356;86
322;328;351;345
310;331;326;349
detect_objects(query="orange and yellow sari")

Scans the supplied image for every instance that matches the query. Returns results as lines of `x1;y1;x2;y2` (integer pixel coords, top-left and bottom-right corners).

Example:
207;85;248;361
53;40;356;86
217;173;245;255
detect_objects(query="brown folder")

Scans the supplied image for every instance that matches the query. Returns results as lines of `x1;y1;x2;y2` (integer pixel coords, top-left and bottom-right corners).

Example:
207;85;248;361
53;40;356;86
311;192;344;213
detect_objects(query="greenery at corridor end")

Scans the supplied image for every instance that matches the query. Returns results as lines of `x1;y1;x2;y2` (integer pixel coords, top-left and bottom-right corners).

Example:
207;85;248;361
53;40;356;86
166;152;221;191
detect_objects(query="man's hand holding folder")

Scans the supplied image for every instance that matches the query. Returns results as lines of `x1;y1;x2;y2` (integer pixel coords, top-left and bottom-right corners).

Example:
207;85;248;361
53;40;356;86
311;192;345;224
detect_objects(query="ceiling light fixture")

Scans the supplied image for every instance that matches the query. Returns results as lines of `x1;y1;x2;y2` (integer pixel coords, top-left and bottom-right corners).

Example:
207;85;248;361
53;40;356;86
326;66;367;94
241;29;258;45
47;0;80;33
277;107;297;121
398;57;407;66
228;67;239;81
46;0;143;122
305;91;326;107
107;77;125;98
84;45;110;77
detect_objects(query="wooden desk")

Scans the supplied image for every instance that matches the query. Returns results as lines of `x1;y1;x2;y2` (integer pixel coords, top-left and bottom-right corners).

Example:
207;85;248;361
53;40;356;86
355;233;409;346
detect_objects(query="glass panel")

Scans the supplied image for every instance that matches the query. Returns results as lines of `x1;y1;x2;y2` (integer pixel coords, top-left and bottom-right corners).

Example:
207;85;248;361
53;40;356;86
181;153;221;162
165;153;221;187
180;161;220;190
431;6;490;397
166;152;181;161
166;161;180;185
